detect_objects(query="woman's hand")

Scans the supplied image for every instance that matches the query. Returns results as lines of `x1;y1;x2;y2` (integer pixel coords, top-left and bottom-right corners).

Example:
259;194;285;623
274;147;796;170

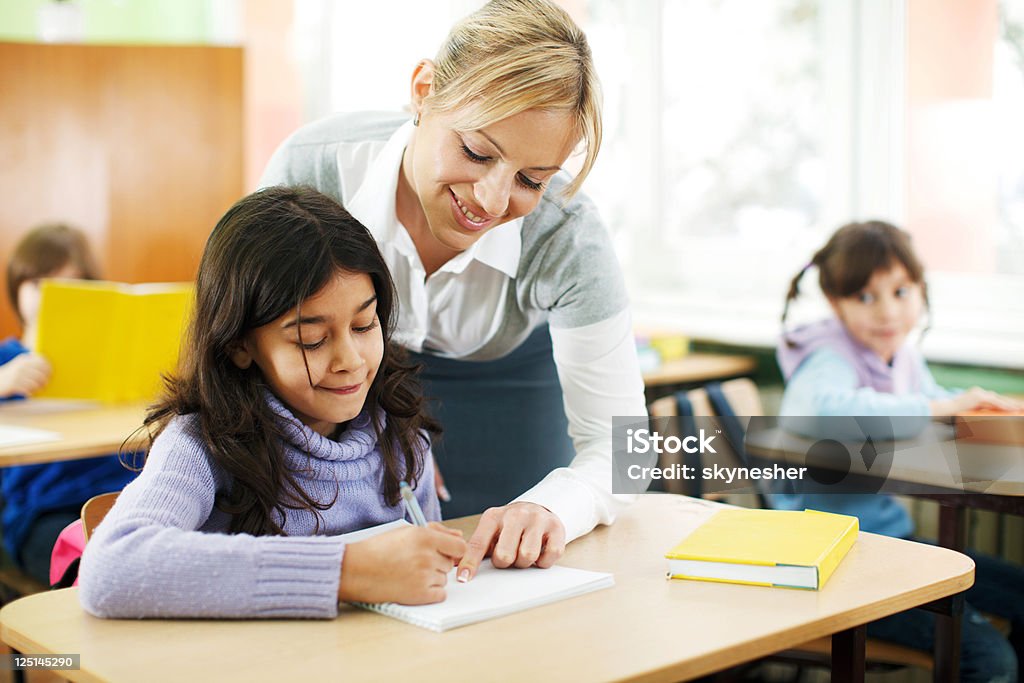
930;387;1024;416
455;502;566;582
338;522;466;605
0;353;51;398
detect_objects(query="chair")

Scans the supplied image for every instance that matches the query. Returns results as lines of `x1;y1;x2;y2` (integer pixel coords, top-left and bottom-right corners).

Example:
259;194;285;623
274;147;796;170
81;492;119;541
648;376;764;421
775;636;934;672
647;378;765;503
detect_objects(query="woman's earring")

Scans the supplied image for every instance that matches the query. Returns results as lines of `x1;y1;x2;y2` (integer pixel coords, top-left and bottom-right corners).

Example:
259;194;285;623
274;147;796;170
413;112;420;126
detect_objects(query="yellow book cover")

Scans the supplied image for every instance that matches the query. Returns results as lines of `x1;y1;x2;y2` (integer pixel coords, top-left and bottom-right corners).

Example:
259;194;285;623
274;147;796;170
33;280;193;403
665;508;858;590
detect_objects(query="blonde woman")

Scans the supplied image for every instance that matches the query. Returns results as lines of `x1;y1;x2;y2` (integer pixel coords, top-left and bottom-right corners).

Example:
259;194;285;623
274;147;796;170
260;0;645;581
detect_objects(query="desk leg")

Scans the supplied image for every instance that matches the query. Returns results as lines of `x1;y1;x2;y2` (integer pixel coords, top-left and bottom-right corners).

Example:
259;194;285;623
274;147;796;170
831;624;866;683
928;593;965;683
938;504;967;553
934;504;967;683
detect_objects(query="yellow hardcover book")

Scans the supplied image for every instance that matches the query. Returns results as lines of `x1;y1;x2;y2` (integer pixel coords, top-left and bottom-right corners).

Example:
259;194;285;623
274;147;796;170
665;508;858;590
33;279;193;403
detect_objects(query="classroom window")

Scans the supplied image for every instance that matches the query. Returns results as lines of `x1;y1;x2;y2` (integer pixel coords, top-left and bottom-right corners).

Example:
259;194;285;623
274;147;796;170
995;3;1024;275
581;0;859;347
581;0;1024;368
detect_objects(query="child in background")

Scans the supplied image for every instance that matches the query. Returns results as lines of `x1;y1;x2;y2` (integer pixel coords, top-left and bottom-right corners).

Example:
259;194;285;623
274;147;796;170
1;224;137;586
80;186;466;619
775;220;1023;682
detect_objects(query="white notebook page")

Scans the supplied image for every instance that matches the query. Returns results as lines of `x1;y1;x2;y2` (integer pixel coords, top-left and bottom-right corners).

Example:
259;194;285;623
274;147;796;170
365;563;614;632
339;520;614;631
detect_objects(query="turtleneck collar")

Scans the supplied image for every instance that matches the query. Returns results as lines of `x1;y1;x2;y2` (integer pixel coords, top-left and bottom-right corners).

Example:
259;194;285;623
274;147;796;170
777;318;925;395
262;389;384;466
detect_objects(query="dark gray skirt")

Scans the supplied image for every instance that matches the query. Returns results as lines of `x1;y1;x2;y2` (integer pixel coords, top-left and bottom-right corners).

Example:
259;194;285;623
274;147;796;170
407;325;575;519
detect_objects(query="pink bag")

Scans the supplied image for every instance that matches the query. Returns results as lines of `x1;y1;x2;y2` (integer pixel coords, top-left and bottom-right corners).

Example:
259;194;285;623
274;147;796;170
49;519;85;587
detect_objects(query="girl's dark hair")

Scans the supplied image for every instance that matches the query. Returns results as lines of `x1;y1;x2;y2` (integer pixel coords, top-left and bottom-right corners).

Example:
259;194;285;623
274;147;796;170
782;220;928;342
144;186;439;536
6;223;101;323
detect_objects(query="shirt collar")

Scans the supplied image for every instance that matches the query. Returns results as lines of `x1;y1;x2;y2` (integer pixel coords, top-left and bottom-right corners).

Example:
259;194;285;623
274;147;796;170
343;120;522;279
344;121;410;246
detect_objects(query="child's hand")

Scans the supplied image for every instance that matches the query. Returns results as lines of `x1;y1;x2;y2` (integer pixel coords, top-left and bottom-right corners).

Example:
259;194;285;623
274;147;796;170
930;387;1024;415
338;522;466;605
0;353;51;398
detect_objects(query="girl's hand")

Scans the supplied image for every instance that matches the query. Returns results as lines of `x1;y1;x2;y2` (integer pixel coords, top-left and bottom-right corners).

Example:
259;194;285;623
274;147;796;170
930;387;1024;415
455;502;566;583
0;353;51;398
338;522;466;605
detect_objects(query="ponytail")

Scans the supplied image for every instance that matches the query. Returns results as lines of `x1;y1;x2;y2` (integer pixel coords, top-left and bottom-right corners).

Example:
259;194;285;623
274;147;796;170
781;260;816;347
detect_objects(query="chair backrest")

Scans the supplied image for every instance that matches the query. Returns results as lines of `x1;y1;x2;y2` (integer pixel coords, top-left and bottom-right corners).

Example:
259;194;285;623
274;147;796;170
81;492;119;541
648;378;764;499
649;377;763;420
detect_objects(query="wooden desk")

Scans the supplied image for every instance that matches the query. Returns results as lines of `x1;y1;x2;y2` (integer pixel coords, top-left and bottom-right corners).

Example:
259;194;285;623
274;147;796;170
0;400;147;466
745;422;1024;497
0;495;974;683
642;353;757;402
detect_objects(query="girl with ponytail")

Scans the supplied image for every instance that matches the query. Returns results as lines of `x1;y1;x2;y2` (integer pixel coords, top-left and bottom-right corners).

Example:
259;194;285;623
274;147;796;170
773;220;1023;681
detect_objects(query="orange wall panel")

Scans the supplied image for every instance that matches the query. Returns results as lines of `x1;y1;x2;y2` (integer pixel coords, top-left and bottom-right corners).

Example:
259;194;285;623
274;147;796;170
0;42;244;339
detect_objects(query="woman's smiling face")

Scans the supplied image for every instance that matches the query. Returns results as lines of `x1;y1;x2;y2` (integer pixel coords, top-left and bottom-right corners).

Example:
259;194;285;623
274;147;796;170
399;106;578;255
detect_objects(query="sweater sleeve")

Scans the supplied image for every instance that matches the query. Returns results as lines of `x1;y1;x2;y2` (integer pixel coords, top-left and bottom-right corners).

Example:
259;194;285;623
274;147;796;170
78;417;346;619
780;349;932;439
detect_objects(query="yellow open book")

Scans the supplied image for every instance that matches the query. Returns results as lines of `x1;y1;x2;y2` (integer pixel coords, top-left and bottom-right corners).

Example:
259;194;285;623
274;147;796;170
34;279;193;403
665;508;858;590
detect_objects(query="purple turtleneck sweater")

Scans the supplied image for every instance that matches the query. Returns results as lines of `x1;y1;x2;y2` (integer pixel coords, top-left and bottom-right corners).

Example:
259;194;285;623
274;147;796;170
79;393;440;619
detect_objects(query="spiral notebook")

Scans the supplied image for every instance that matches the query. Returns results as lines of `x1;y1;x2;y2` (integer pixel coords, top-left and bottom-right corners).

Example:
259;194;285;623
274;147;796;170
339;521;614;632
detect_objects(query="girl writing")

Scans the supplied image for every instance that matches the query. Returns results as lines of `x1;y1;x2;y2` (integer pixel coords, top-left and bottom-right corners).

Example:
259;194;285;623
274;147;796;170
80;187;466;618
776;220;1022;682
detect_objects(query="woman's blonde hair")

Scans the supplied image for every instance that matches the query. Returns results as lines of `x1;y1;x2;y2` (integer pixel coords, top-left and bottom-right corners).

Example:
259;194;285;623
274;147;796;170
425;0;602;199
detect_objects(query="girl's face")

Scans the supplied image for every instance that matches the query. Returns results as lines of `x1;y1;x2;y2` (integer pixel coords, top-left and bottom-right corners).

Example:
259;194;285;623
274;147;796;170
231;270;384;436
829;262;924;364
400;105;578;256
